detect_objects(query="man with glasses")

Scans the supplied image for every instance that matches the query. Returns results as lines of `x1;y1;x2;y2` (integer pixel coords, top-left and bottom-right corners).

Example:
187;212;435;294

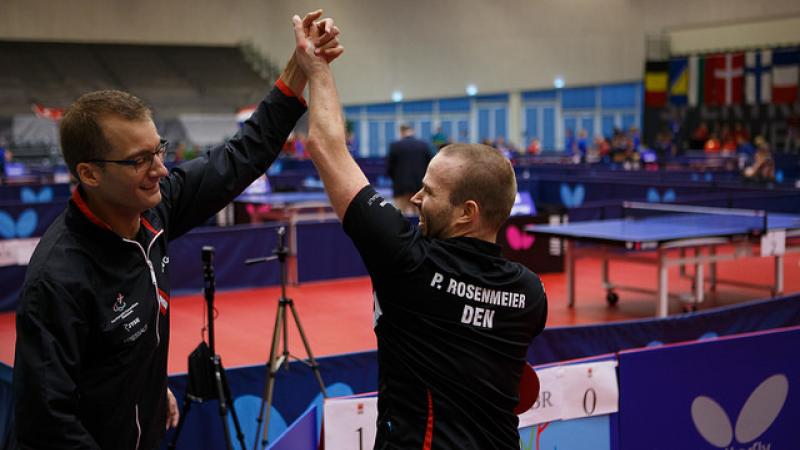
12;10;343;449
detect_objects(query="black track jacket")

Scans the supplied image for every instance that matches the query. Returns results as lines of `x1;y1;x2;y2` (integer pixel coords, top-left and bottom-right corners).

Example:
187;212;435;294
13;83;305;450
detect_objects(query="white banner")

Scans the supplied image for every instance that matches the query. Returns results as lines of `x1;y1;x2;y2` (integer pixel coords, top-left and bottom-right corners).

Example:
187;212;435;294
323;395;378;450
324;360;619;448
557;360;619;420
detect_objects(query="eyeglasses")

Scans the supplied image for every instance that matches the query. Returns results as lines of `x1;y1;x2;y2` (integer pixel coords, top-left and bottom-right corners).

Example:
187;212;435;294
87;139;168;172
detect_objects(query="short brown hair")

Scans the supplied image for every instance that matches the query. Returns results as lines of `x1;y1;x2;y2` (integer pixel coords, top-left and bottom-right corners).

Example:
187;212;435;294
440;143;517;231
59;90;152;178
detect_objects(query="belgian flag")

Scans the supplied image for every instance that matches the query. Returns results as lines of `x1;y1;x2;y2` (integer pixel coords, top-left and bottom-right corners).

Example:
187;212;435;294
645;61;669;107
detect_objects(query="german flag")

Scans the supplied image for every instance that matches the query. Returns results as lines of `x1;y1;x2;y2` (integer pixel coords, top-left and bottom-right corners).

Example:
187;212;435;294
645;61;669;107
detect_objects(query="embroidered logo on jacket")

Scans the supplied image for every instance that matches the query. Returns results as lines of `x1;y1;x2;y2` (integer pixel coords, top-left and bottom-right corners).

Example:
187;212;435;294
113;293;126;312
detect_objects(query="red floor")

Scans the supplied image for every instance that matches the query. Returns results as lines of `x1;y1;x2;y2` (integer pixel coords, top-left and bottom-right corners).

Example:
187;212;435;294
1;252;798;374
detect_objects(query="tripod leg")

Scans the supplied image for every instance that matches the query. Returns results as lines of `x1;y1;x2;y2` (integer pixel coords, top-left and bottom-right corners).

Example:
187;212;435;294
217;359;248;450
228;401;247;450
252;300;285;450
212;356;235;450
168;394;193;449
287;300;328;398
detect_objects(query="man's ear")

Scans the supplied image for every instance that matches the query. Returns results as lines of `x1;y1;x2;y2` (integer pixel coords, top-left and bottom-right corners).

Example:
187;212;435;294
457;200;479;225
76;162;102;187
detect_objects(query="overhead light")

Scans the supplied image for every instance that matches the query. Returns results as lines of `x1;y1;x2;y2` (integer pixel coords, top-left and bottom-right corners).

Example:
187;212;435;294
553;77;565;89
392;90;403;102
466;84;478;96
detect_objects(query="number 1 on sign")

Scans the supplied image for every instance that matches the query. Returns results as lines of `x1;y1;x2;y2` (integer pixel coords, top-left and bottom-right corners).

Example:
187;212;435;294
356;427;363;450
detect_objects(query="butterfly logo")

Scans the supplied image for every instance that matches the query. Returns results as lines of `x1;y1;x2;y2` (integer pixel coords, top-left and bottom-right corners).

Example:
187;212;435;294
506;225;535;250
646;188;676;203
0;209;38;238
20;187;53;204
691;374;788;448
559;183;585;208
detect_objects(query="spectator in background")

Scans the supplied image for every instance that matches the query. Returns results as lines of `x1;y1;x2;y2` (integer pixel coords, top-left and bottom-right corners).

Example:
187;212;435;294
345;128;359;156
704;133;721;153
690;122;710;149
0;145;7;179
494;136;516;158
720;124;737;154
526;137;541;155
431;126;449;150
736;135;756;167
594;136;611;163
387;123;433;214
576;129;589;163
564;128;577;156
743;136;775;184
733;122;750;143
629;126;641;151
653;129;676;168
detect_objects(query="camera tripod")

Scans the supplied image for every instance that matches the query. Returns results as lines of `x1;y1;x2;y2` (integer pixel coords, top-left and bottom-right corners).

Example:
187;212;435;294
246;226;327;449
169;246;246;450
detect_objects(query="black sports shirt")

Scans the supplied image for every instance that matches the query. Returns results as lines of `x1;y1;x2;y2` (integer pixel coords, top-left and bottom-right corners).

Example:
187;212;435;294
343;185;548;450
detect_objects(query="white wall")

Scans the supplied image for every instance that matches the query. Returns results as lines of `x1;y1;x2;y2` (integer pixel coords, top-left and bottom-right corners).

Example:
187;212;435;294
2;0;799;105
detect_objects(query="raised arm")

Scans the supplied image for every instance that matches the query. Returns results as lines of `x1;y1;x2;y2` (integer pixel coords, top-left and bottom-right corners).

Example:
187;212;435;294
292;14;369;220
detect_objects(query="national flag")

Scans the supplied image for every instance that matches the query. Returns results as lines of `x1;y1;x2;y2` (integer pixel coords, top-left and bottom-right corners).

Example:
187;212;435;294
704;53;744;105
645;61;668;107
31;103;64;121
745;50;771;104
158;288;170;315
688;55;704;107
668;57;688;106
772;47;799;104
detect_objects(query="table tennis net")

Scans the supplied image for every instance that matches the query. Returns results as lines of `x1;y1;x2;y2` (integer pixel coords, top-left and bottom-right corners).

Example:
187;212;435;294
621;202;768;234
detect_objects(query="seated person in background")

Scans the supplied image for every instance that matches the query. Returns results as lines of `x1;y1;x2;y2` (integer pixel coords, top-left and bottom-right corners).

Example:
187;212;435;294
494;136;516;158
742;137;775;183
594;136;611;162
704;133;721;153
527;137;542;155
690;121;710;149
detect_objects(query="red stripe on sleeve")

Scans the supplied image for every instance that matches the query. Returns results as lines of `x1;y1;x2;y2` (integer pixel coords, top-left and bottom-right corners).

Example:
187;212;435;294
423;389;434;450
275;79;307;106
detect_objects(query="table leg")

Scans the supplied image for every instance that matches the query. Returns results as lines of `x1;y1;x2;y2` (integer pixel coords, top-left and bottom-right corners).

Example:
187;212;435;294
679;248;686;277
775;255;784;296
709;246;717;293
658;249;669;318
694;248;704;304
566;240;575;308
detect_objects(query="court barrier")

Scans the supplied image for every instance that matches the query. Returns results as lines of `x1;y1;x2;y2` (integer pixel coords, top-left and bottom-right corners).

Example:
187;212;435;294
1;294;798;448
3;179;798;311
0;218;368;311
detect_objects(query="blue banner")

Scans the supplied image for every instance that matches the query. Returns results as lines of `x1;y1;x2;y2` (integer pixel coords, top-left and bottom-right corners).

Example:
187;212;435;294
527;294;800;365
618;326;800;450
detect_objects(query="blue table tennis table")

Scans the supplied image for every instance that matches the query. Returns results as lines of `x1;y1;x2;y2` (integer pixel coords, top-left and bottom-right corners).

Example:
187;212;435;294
526;202;800;317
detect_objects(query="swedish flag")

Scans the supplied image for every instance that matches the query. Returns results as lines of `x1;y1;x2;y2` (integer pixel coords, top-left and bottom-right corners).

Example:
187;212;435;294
669;58;689;106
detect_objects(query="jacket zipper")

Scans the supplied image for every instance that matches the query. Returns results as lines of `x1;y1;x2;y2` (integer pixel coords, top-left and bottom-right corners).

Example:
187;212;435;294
124;228;164;345
134;404;142;450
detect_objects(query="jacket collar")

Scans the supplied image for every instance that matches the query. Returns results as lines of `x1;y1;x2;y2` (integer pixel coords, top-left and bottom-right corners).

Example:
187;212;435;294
69;186;163;239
